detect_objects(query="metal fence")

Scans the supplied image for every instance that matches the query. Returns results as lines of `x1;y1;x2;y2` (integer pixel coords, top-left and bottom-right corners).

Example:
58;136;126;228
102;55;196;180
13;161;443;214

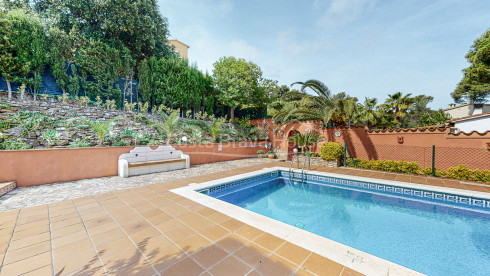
345;142;490;171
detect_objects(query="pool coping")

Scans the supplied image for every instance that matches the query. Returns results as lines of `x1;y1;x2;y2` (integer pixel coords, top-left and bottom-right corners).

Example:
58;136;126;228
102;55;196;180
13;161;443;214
172;166;490;276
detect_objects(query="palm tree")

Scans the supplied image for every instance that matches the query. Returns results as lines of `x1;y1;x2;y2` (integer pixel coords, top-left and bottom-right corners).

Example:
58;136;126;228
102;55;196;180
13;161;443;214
288;131;325;153
381;92;415;128
152;110;180;145
71;117;119;146
186;118;226;143
273;80;359;129
356;97;379;129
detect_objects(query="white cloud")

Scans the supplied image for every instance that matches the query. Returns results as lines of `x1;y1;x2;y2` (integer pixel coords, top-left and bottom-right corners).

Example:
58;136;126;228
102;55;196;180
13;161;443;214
317;0;375;28
227;39;261;62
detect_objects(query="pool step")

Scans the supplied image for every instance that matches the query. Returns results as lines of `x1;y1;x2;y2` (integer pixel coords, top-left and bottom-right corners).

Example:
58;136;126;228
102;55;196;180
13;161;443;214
0;181;16;197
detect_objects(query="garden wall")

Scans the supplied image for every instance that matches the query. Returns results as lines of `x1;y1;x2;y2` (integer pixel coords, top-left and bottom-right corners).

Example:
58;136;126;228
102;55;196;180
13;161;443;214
252;118;490;170
0;142;267;187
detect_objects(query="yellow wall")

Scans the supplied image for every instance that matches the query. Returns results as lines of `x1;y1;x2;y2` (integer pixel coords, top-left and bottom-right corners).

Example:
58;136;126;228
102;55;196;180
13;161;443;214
168;39;189;60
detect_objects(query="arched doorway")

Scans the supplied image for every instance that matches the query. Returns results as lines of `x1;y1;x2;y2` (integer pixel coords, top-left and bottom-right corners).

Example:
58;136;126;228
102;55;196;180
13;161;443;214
287;130;298;161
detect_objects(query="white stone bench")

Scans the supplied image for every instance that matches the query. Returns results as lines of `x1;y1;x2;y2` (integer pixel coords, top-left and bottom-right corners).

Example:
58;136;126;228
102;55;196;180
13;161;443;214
118;146;190;178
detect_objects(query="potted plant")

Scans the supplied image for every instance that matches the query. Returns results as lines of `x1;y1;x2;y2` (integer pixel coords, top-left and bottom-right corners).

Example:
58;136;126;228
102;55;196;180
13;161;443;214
257;150;265;158
267;150;275;159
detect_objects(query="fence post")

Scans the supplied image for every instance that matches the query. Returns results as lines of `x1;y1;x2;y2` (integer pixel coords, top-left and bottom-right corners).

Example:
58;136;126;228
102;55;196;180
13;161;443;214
432;145;435;177
344;142;347;167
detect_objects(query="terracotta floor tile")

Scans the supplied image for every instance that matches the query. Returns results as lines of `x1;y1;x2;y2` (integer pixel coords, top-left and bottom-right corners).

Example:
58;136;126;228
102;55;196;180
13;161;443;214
21;264;52;275
51;216;82;230
256;254;299;276
54;249;101;275
207;212;231;224
442;180;466;190
177;212;203;224
191;244;228;269
165;226;196;243
195;207;216;217
147;212;173;225
96;237;135;258
83;215;114;228
177;234;212;254
215;234;248;253
208;255;251;276
49;212;79;223
295;267;316;275
53;238;94;262
4;240;51;265
341;266;366;275
52;230;88;249
137;234;173;257
302;253;344;276
51;223;85;239
410;176;427;185
91;227;127;248
235;225;263;241
253;232;285;252
155;218;185;233
8;232;50;251
111;259;156;276
147;244;186;272
186;217;216;232
86;221;119;237
425;178;445;187
161;256;204;276
102;246;145;273
463;184;490;193
12;226;49;241
1;251;51;275
128;226;160;245
234;242;270;267
275;242;311;266
199;224;230;242
13;220;49;233
220;218;246;232
122;221;152;235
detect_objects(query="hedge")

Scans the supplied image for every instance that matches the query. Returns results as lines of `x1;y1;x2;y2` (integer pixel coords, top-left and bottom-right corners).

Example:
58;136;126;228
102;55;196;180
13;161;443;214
346;158;490;183
320;142;344;160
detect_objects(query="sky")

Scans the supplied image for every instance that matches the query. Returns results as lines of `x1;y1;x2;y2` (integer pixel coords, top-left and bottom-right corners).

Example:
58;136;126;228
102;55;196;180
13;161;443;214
158;0;490;109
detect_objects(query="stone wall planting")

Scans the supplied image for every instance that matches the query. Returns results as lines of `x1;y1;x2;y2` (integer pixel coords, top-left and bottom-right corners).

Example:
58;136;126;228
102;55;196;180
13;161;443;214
0;95;244;149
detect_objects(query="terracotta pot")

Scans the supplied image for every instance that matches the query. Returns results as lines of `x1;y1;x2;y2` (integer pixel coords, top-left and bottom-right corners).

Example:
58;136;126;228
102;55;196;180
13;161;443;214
268;154;275;159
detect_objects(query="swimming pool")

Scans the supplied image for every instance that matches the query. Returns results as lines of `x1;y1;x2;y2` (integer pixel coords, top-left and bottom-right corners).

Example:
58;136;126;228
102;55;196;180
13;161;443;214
173;168;490;276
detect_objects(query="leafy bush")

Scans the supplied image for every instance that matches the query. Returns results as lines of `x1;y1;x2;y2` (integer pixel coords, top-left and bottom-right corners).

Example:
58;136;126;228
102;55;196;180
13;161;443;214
148;139;161;145
320;142;343;160
113;140;127;147
257;150;265;154
267;150;275;155
347;159;490;183
68;139;90;148
346;158;420;174
1;140;32;150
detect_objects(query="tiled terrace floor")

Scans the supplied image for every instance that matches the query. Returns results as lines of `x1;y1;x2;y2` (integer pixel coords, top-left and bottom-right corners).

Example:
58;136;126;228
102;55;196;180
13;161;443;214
0;162;488;275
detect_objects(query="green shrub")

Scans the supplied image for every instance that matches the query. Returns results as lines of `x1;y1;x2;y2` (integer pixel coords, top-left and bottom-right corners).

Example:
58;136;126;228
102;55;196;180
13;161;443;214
320;142;344;160
148;139;161;145
347;158;420;174
68;139;90;148
113;140;127;147
347;158;490;183
1;140;32;150
267;150;275;155
257;150;265;154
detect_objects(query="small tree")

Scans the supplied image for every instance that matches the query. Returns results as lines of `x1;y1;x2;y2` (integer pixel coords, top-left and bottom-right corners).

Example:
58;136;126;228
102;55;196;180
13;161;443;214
71;118;119;146
288;131;325;153
212;57;264;122
152;110;180;145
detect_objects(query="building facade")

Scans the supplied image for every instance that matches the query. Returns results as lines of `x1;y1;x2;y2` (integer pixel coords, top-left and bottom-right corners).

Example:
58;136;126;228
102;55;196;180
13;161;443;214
168;39;190;60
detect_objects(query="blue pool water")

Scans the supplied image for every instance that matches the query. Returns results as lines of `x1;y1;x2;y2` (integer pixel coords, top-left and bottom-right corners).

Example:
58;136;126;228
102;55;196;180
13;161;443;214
204;172;490;276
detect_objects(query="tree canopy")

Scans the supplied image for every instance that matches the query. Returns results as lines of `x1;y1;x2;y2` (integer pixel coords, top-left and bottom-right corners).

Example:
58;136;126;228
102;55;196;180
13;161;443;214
212;57;266;122
451;28;490;103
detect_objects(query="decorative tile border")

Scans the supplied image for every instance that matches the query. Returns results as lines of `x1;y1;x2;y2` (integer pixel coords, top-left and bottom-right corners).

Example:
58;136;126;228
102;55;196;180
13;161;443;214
0;181;16;197
198;171;278;195
200;170;489;211
285;171;490;210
